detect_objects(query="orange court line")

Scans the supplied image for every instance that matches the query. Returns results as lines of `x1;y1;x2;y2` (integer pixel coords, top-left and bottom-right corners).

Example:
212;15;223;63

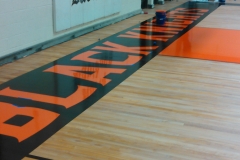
160;27;240;63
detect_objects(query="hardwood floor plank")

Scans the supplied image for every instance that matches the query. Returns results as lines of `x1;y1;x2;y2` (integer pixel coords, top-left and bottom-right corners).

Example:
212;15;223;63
1;1;240;160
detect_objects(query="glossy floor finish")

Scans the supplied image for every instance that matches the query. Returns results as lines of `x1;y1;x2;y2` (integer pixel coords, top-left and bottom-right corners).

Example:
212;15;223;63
197;5;240;30
160;5;240;63
160;27;240;63
1;1;240;160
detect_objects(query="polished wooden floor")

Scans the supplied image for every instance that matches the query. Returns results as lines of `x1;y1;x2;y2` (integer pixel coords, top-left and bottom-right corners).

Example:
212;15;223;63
1;1;240;160
160;5;240;63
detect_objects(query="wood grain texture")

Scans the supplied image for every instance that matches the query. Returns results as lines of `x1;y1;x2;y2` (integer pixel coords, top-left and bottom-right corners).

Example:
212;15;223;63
22;158;35;160
197;5;240;30
6;1;240;160
28;56;240;160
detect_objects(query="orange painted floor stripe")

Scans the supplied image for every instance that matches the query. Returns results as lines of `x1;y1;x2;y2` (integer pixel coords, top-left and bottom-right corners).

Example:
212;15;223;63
160;27;240;63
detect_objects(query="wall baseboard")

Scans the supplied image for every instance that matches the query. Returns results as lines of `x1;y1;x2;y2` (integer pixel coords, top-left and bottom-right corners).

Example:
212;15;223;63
148;4;154;8
0;9;142;66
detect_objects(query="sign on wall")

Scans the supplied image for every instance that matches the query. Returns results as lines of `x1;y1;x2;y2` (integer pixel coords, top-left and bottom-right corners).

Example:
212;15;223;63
53;0;121;32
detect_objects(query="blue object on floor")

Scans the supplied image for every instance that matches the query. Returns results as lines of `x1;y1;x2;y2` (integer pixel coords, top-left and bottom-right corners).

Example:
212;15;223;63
156;10;166;25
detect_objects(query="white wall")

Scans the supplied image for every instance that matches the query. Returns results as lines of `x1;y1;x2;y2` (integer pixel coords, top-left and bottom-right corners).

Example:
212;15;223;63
54;0;121;32
0;0;141;58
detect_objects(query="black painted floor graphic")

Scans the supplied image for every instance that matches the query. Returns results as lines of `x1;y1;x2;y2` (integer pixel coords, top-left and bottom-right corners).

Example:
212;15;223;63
0;2;236;160
25;155;52;160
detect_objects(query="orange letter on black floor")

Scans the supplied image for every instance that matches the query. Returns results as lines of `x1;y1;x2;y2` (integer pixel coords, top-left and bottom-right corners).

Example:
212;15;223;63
44;65;126;86
0;102;59;142
0;86;96;109
93;41;158;55
118;31;173;42
72;51;142;65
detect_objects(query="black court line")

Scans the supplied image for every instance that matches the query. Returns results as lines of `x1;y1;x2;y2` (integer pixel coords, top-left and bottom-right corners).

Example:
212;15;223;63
25;155;52;160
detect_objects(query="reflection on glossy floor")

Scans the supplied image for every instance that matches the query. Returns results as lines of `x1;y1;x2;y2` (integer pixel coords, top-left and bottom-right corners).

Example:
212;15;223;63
1;1;240;160
197;5;240;30
160;5;240;63
160;27;240;63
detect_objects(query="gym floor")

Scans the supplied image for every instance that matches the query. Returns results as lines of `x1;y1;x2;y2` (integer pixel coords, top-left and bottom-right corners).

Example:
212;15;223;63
1;0;240;159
